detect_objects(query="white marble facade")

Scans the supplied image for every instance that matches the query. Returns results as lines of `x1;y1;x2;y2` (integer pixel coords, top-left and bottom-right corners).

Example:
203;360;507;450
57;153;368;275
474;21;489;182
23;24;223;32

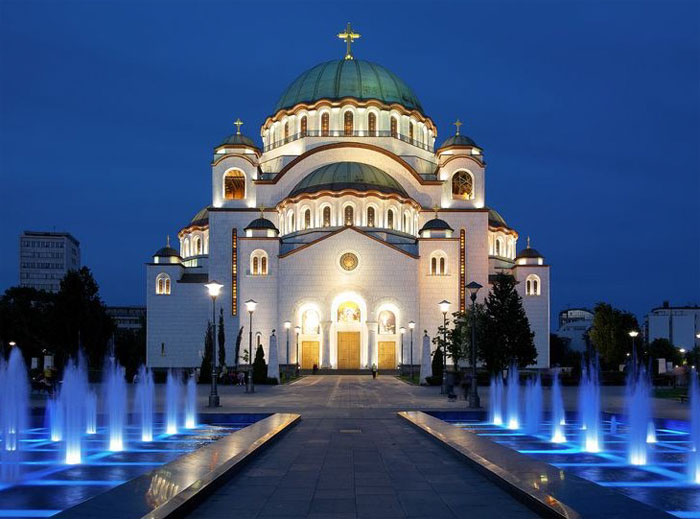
146;54;550;370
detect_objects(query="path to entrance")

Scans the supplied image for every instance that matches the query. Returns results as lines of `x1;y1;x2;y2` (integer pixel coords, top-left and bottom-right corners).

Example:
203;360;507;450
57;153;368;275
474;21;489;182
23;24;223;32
186;376;539;519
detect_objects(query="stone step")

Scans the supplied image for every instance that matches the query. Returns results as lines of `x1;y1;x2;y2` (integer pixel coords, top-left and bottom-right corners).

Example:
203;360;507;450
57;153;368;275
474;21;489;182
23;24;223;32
299;368;400;376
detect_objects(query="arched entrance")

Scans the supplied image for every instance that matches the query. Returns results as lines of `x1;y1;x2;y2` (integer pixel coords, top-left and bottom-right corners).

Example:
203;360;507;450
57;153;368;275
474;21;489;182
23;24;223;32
330;292;367;368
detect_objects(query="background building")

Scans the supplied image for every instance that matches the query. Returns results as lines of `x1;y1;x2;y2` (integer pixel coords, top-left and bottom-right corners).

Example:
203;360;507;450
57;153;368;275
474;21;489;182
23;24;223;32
19;231;80;292
557;308;593;352
106;306;146;332
646;302;700;351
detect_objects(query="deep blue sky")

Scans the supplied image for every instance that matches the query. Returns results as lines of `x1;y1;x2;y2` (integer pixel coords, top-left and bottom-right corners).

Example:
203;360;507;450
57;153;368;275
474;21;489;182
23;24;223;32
1;0;698;323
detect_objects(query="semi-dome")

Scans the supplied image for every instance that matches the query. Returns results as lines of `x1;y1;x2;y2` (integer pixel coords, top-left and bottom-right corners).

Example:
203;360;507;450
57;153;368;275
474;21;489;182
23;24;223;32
439;134;477;149
273;59;423;115
288;162;408;199
244;217;279;232
419;217;453;233
219;133;258;149
189;207;209;227
488;208;510;229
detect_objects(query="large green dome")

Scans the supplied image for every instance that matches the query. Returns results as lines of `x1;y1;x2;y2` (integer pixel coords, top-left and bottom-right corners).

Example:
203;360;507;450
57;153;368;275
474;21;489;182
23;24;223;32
289;162;408;198
273;59;423;115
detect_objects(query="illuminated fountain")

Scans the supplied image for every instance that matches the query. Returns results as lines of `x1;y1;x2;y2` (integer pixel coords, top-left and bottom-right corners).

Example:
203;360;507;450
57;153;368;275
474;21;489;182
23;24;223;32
165;370;181;435
551;371;566;443
489;375;504;425
105;360;127;451
85;391;97;435
579;358;602;452
61;360;88;464
506;365;520;429
524;374;542;435
135;365;155;441
185;374;197;429
47;396;63;442
627;367;652;465
689;372;700;483
1;349;29;452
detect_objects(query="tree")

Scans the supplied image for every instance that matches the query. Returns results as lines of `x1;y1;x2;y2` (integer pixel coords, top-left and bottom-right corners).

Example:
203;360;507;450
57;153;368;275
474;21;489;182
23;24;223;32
234;327;243;369
440;305;487;368
199;321;213;384
252;343;267;383
52;267;114;370
430;344;443;384
646;338;681;367
0;286;54;365
114;314;146;382
588;302;639;368
482;273;537;372
218;308;226;368
550;333;581;367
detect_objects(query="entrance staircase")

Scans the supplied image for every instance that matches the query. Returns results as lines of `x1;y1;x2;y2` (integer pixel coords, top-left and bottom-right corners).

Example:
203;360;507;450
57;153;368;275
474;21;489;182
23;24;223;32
299;368;400;376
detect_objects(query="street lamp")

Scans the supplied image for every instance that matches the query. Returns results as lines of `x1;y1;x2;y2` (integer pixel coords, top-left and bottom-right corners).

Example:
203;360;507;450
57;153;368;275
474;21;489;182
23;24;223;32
408;321;415;381
204;280;224;407
438;300;451;395
244;299;257;393
629;330;639;374
284;321;291;379
399;326;406;372
466;281;482;408
294;326;301;375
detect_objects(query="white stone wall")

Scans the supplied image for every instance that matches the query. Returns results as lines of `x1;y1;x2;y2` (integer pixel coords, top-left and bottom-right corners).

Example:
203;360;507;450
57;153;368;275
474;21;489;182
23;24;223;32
513;265;551;368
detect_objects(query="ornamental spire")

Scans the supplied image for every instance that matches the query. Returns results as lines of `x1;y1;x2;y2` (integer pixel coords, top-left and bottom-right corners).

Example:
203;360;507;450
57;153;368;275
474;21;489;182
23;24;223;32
234;118;243;135
166;235;170;247
433;204;440;219
527;236;531;248
259;205;265;219
337;22;360;60
453;119;463;135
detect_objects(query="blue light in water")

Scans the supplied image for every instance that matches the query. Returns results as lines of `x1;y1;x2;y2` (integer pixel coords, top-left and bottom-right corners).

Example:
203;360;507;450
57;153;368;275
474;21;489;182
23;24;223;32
599;481;695;488
668;512;700;518
0;511;61;517
25;479;125;486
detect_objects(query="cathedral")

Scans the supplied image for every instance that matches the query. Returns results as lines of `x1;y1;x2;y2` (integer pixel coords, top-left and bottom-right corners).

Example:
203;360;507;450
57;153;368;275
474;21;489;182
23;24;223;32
146;27;550;372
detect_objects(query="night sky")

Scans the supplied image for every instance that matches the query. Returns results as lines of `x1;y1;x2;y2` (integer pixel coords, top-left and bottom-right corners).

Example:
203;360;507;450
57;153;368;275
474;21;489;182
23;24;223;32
1;1;698;324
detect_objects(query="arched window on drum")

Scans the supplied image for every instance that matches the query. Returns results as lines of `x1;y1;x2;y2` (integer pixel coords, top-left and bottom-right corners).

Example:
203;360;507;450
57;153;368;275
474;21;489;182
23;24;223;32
224;170;245;200
250;250;269;276
429;251;447;276
321;112;330;136
344;205;354;226
452;171;474;200
368;112;377;136
322;206;331;227
344;111;353;136
525;274;541;296
367;206;375;227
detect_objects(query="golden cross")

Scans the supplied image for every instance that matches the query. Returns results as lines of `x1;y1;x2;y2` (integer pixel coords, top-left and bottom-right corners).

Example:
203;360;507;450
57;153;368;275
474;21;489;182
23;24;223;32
453;119;463;135
433;204;440;218
337;22;360;60
259;205;265;219
527;236;531;248
234;118;243;135
166;235;170;247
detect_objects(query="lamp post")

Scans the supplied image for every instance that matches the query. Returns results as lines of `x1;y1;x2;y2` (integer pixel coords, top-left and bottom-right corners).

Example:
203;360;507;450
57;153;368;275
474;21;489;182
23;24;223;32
204;280;224;407
438;300;451;395
284;321;291;379
294;326;301;375
629;330;639;375
400;327;406;372
408;321;415;382
466;281;482;408
244;299;257;393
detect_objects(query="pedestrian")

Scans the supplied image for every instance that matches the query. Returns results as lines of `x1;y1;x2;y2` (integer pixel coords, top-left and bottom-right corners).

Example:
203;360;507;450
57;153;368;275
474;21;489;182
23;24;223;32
371;363;377;379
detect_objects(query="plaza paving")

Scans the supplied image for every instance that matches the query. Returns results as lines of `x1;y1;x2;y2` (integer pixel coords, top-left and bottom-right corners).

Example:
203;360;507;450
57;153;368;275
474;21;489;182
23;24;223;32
186;375;540;519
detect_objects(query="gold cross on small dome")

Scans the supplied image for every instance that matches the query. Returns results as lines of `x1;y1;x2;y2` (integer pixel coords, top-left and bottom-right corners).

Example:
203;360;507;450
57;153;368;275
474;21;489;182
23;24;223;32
234;118;243;135
337;22;360;60
259;205;265;218
433;204;440;218
527;236;531;248
453;119;463;135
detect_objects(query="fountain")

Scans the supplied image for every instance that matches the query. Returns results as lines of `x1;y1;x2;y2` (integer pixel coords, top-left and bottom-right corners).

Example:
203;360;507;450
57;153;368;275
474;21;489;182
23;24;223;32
135;365;155;441
185;374;197;429
610;416;618;434
0;348;29;453
524;374;542;435
506;365;520;430
579;358;602;452
646;422;657;443
85;391;97;434
489;375;504;425
47;396;63;442
627;367;652;465
105;359;127;451
165;370;181;435
688;372;700;483
551;371;566;443
61;360;88;464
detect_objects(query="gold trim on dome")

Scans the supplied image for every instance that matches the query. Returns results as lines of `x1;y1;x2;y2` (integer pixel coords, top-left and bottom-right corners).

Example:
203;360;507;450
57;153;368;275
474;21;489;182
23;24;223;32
177;224;209;239
262;98;437;134
276;189;421;211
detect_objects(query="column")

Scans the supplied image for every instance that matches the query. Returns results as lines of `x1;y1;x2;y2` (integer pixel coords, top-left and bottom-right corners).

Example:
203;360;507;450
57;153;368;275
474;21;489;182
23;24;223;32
321;321;332;368
367;321;377;369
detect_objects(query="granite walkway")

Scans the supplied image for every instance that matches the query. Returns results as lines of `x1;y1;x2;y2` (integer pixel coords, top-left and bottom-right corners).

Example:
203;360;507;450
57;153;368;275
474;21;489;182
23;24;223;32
185;376;540;519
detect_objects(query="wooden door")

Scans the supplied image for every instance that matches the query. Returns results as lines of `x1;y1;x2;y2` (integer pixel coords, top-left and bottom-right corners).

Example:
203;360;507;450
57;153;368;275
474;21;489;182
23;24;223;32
337;332;360;369
301;341;319;370
378;341;396;370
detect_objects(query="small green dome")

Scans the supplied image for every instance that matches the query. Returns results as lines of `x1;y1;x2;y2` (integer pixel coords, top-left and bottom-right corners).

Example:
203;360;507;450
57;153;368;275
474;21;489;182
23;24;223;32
190;207;209;227
289;162;408;198
439;134;477;149
219;133;258;149
274;59;423;114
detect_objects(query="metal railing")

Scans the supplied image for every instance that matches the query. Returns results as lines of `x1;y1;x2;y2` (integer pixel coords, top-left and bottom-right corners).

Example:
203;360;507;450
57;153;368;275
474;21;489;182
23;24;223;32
263;130;434;153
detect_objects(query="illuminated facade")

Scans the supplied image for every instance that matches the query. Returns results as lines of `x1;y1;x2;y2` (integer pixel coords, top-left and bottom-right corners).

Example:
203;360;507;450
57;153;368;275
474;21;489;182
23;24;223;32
146;31;550;370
